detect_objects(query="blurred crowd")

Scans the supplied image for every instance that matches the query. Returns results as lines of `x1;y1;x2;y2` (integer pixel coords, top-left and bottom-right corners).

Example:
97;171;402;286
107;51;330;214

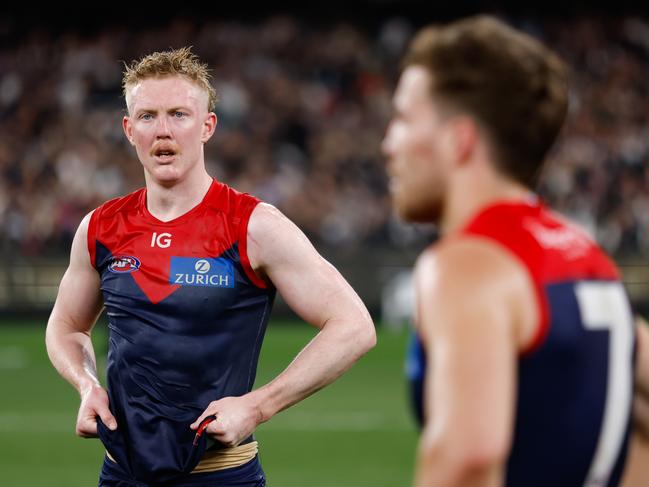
1;15;649;257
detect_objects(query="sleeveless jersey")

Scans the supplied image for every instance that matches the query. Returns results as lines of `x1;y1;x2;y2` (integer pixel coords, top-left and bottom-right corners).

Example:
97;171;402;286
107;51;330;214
407;200;635;487
87;178;275;484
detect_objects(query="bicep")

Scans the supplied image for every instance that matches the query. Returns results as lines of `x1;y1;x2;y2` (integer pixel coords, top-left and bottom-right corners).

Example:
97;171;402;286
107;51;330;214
49;213;104;333
423;300;517;450
417;244;518;459
248;204;369;328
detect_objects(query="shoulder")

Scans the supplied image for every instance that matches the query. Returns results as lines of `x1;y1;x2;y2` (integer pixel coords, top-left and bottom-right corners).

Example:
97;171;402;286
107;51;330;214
246;202;318;272
248;203;288;232
69;209;98;268
417;235;529;290
93;188;145;220
415;236;534;342
248;203;307;243
70;210;95;248
208;181;261;219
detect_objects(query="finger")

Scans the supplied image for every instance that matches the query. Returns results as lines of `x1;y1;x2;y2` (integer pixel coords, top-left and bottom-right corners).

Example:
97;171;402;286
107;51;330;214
205;418;224;436
77;418;98;438
190;409;217;430
191;415;218;445
207;423;237;447
97;407;118;430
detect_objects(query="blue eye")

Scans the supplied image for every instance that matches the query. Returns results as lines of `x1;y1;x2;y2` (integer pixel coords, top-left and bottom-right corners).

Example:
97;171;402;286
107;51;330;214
140;113;153;121
174;111;185;118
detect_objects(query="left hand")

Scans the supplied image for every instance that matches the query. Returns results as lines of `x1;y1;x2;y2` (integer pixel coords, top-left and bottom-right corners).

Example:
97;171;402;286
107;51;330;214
190;394;264;447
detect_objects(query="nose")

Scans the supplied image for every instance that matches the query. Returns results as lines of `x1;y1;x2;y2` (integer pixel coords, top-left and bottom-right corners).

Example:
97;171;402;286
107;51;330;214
155;115;172;139
381;122;394;159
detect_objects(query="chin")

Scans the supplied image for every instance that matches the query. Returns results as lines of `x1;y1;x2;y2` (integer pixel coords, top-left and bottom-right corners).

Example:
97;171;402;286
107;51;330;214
147;165;183;185
395;197;441;224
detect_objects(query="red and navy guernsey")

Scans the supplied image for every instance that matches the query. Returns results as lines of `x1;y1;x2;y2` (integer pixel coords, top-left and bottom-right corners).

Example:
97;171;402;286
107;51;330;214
87;178;275;484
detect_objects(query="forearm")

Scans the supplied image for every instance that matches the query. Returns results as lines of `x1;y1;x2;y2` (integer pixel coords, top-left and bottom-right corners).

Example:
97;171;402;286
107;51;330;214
414;422;505;487
251;318;374;422
45;317;101;396
415;444;503;487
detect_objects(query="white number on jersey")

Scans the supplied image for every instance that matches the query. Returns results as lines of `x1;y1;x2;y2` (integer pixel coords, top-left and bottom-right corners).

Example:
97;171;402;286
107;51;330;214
576;281;634;487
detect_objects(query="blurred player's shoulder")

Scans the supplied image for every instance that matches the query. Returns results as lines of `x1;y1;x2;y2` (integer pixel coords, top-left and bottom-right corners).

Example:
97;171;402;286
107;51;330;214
460;199;619;279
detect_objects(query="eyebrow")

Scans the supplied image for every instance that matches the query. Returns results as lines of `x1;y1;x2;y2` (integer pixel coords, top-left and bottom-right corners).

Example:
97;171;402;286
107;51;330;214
166;106;192;113
134;106;193;116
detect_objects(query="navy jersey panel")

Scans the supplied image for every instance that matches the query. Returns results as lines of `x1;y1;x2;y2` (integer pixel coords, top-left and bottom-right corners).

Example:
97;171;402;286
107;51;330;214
405;330;425;427
506;281;633;487
89;180;275;484
99;454;266;487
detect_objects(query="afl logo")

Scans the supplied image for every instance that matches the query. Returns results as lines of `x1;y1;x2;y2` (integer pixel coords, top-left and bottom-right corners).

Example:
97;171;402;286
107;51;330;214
195;259;211;274
108;255;141;274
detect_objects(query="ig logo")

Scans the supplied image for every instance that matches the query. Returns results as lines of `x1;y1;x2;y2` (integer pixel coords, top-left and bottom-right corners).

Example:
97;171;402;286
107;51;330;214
151;232;172;248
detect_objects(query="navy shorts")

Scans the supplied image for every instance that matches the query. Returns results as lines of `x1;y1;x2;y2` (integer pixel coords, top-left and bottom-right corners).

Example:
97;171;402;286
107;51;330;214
98;455;266;487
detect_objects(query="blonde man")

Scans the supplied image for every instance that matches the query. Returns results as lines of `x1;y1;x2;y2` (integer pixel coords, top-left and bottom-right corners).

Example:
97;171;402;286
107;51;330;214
46;47;375;486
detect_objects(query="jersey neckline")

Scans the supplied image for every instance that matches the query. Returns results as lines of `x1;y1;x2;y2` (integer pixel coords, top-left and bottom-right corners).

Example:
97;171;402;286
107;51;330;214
460;193;542;233
139;178;220;226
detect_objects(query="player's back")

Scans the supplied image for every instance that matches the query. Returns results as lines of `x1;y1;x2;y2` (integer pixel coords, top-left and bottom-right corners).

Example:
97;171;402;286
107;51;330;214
409;199;635;486
470;199;635;486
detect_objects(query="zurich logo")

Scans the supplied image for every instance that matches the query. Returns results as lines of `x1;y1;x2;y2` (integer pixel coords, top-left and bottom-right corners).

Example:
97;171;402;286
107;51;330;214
170;257;234;288
108;255;141;274
195;259;211;274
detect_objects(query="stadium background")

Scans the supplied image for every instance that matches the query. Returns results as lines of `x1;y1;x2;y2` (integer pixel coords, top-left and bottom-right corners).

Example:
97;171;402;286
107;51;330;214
1;4;649;486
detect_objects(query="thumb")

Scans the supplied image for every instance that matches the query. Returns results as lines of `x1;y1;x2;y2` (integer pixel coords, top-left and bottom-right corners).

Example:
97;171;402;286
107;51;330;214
98;408;118;431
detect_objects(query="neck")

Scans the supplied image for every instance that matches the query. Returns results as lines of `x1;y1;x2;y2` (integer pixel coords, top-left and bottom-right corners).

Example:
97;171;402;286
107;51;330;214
144;167;213;222
441;167;532;234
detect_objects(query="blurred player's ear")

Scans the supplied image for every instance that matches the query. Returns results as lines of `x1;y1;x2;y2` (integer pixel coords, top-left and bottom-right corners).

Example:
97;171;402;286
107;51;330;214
122;116;136;146
201;113;217;144
450;116;478;167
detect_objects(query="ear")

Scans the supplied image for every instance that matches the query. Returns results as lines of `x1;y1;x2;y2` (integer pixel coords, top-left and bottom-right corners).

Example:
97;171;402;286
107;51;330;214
201;112;218;144
122;116;135;146
450;117;478;167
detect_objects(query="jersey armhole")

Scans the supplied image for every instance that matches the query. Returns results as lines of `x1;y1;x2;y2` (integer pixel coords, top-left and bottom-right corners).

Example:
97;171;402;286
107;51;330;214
458;231;551;357
238;199;268;289
520;279;551;357
87;208;100;269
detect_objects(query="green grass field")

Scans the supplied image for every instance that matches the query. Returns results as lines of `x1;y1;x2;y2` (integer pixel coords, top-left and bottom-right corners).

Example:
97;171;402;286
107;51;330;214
0;320;418;486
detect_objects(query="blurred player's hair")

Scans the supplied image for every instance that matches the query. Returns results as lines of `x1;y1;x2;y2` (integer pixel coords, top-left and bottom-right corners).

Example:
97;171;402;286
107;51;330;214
122;46;218;112
403;15;568;187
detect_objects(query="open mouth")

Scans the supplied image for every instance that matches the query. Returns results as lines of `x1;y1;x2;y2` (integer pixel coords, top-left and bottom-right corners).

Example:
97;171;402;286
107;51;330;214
153;147;178;163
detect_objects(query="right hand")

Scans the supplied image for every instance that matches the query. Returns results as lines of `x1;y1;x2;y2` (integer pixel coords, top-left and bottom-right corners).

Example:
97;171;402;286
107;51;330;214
76;384;117;438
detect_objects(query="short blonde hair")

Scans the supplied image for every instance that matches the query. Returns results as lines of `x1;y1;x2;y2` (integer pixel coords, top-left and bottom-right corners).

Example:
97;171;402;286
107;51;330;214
122;47;218;112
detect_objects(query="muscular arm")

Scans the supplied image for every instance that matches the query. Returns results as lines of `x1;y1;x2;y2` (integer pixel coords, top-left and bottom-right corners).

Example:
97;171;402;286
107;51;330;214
45;212;116;436
247;204;376;418
191;203;376;444
413;239;533;487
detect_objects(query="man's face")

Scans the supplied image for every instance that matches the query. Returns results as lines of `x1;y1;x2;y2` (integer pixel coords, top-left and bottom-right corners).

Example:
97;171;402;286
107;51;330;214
382;66;452;223
123;76;216;185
